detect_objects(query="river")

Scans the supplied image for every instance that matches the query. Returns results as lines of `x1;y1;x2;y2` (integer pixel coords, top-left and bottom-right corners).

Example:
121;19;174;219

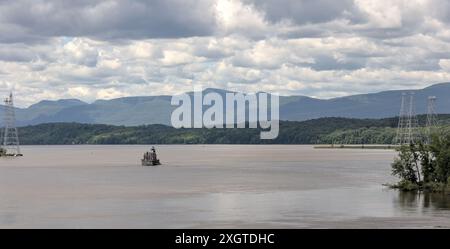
1;145;449;228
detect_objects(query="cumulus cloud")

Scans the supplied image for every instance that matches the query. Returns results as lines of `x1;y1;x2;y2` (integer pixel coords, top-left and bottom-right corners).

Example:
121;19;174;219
1;0;450;107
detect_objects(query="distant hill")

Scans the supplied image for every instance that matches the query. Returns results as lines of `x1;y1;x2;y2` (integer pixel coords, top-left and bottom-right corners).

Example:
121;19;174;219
281;82;450;121
2;82;450;126
17;99;88;126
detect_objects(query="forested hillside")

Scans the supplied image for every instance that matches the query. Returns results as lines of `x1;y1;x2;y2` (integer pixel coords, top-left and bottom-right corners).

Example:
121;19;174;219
15;115;450;145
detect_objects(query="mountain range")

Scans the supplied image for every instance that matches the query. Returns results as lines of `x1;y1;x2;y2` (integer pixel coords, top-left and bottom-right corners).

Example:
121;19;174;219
2;82;450;127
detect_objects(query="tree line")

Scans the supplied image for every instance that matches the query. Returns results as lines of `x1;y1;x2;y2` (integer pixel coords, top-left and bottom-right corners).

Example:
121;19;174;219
13;115;450;145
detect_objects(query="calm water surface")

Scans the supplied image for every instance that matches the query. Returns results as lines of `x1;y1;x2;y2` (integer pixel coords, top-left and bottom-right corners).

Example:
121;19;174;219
1;145;449;228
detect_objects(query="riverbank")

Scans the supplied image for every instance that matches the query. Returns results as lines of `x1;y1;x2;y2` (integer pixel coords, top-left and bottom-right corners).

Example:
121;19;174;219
314;144;398;149
387;181;450;193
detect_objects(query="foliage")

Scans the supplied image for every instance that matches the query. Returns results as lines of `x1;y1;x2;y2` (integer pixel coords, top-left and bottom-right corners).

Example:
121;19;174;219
319;127;397;144
429;130;450;183
12;116;450;145
390;128;450;192
15;117;402;145
392;145;419;183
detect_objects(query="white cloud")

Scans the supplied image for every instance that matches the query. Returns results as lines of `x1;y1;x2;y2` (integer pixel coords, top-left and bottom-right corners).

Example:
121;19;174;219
128;42;156;59
1;0;450;107
96;88;126;100
354;0;403;29
97;58;121;70
160;50;201;67
61;38;100;67
439;59;450;71
216;0;269;38
67;86;92;98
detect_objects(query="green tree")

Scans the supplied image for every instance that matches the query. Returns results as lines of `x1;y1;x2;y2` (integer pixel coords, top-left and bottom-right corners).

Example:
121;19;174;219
418;142;435;183
429;132;450;183
392;145;418;183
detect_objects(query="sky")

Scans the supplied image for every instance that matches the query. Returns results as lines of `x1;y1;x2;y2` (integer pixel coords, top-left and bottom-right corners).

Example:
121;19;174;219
1;0;450;107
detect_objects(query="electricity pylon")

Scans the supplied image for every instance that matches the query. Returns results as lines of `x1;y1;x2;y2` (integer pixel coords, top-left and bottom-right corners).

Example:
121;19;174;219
1;92;21;156
395;92;419;145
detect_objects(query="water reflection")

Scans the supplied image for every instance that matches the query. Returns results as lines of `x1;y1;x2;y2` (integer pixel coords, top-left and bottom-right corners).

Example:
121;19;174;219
397;191;450;211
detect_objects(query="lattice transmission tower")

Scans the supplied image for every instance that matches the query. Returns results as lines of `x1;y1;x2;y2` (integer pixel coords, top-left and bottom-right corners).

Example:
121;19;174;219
425;96;438;144
395;92;419;145
1;92;21;156
395;93;408;144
